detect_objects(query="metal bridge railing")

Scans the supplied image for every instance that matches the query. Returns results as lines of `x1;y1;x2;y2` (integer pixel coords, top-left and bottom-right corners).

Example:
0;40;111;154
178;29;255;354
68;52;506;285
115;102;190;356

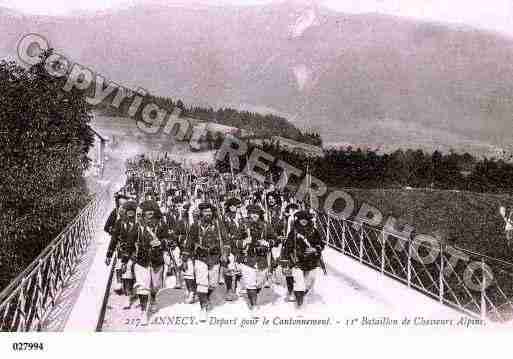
316;212;513;322
0;188;111;332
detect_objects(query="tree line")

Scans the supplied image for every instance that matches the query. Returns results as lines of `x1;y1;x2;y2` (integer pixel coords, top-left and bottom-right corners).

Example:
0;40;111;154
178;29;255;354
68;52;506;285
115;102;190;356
96;95;323;147
217;141;513;194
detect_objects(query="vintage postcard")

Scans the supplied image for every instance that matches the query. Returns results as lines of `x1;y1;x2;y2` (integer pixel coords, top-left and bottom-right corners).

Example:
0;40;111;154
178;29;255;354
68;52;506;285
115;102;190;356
0;0;511;357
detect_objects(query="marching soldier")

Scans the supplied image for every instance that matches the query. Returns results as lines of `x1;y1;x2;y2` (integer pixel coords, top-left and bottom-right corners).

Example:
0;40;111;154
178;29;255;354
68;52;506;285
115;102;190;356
266;191;283;232
164;192;181;228
281;210;325;309
280;202;300;302
104;194;129;294
166;200;190;290
179;203;197;304
184;202;223;321
117;152;329;314
131;200;170;325
266;191;284;283
143;190;158;203
104;194;128;237
221;197;243;301
105;200;139;309
237;205;277;311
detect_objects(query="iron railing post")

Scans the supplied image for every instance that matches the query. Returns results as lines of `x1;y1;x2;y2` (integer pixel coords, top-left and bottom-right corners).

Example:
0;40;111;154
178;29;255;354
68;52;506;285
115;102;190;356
35;259;44;331
480;259;487;320
407;239;412;287
341;220;346;254
326;214;330;246
381;231;385;274
359;225;364;263
17;278;27;331
439;243;444;303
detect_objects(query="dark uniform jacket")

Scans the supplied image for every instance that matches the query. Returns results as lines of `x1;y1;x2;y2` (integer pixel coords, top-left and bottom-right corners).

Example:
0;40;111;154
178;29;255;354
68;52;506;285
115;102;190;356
269;208;285;239
104;209;118;236
282;226;325;272
222;215;244;254
185;220;222;267
106;219;138;263
165;208;180;227
132;222;170;268
166;211;188;245
237;221;277;269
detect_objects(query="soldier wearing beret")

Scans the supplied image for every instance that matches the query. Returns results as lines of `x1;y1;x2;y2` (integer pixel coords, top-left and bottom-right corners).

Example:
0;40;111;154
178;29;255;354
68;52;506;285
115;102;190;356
105;200;138;307
281;210;325;308
221;197;243;301
104;194;129;237
280;202;300;301
265;191;285;282
183;202;223;321
237;204;277;311
131;200;170;324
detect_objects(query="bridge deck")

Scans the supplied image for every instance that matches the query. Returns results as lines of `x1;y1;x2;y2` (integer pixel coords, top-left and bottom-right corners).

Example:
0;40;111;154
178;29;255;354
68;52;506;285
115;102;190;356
59;184;465;332
98;247;463;332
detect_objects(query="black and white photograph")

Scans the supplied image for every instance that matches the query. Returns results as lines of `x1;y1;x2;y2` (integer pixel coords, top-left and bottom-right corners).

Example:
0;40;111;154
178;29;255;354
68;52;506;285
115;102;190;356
0;0;512;356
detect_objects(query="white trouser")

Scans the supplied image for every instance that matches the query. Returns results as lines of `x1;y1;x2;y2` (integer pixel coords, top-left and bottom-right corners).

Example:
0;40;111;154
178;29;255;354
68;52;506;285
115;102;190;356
133;263;164;295
171;247;182;267
120;260;134;280
271;247;281;261
291;267;318;292
114;259;124;283
240;264;268;290
223;253;240;276
194;260;220;294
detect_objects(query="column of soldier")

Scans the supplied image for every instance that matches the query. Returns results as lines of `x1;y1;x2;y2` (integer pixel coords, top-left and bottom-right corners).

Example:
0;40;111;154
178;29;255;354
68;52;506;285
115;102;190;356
104;153;326;324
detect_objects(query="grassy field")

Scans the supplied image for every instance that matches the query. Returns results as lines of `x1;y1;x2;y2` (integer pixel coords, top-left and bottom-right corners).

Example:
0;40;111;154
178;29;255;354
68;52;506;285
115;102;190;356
321;187;513;320
337;188;513;263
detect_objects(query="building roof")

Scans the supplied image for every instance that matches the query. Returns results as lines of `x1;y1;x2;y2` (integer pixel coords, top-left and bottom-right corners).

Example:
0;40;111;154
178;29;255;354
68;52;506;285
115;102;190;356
270;136;323;157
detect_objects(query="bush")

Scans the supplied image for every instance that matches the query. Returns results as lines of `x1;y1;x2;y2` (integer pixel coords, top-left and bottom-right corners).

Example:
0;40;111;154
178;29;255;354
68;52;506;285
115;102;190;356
0;52;94;291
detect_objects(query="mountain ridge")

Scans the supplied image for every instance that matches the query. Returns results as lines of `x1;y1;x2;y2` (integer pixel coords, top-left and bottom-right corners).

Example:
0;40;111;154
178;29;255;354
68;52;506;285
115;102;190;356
1;3;512;156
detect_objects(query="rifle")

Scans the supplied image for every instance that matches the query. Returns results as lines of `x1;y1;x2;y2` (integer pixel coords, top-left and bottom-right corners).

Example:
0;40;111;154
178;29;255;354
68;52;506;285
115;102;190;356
215;216;225;260
262;197;277;278
166;241;180;278
319;252;328;276
214;193;230;282
311;212;327;276
137;223;157;323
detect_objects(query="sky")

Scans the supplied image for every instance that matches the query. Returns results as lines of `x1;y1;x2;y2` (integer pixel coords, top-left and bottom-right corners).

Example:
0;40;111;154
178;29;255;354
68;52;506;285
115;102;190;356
1;0;513;37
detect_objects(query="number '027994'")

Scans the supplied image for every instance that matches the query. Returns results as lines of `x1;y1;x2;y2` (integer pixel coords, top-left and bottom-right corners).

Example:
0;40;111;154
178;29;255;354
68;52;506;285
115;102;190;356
12;342;45;351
